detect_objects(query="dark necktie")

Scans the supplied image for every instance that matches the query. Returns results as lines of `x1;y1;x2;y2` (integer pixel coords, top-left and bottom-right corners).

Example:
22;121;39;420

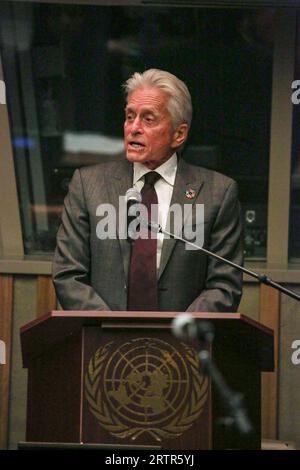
127;171;161;311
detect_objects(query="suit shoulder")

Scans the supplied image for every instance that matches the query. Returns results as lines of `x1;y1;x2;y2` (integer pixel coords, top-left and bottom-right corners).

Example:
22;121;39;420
76;161;118;177
183;161;237;189
72;160;130;184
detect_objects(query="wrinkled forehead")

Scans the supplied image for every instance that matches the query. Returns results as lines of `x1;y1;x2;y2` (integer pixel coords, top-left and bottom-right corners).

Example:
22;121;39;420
126;86;170;111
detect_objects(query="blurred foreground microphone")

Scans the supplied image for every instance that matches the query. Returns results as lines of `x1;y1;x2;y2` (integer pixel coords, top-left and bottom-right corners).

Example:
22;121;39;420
172;314;215;343
125;187;142;241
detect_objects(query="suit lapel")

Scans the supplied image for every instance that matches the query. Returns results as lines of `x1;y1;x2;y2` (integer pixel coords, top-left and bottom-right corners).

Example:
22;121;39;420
106;160;133;280
158;159;205;280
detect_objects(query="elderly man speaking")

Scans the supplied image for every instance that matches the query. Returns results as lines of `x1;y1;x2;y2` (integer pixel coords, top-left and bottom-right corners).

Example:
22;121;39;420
53;69;243;312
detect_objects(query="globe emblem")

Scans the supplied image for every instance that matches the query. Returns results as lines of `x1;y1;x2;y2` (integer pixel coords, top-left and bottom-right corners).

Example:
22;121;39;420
104;338;190;426
85;337;208;440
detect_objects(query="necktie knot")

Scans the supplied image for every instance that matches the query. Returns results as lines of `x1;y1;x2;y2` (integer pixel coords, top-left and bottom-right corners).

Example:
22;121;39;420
144;171;161;187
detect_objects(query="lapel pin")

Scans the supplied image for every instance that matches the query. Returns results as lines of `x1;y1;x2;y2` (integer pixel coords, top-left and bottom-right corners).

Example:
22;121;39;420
185;188;196;200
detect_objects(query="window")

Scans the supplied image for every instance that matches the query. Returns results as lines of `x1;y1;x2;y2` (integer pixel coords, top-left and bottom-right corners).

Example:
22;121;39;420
0;2;273;258
291;13;300;260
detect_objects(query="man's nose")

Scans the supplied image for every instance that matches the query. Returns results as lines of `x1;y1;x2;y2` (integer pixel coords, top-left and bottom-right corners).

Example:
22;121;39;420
130;116;143;134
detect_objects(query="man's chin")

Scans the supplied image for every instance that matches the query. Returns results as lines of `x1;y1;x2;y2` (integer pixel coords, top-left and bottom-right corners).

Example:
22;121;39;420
126;152;146;163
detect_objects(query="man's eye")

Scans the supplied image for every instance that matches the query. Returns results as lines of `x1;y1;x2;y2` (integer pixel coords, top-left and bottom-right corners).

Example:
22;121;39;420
126;114;134;121
145;116;154;123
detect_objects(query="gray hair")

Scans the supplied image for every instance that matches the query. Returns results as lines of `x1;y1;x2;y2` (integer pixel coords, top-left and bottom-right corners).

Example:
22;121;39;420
123;69;193;130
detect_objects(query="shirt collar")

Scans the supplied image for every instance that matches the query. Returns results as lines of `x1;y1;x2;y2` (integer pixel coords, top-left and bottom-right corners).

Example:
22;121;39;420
133;153;177;186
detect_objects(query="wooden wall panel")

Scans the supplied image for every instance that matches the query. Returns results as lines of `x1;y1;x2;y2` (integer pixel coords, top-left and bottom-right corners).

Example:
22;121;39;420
260;284;280;439
36;276;57;317
0;274;13;449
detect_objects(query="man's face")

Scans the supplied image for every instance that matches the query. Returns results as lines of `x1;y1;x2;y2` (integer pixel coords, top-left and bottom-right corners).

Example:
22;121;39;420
124;87;187;170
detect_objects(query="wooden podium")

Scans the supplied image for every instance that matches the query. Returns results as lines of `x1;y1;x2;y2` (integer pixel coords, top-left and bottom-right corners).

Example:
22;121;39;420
20;311;273;450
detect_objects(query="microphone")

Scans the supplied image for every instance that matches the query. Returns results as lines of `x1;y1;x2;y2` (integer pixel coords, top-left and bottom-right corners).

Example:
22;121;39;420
172;314;215;343
146;220;300;303
172;313;253;435
125;187;142;206
125;187;141;241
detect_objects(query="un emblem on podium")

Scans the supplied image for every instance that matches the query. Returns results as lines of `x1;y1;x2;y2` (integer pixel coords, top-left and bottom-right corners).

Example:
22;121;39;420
85;338;208;441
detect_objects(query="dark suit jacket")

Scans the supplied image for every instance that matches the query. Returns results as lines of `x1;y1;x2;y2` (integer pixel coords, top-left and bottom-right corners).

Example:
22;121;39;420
52;158;243;312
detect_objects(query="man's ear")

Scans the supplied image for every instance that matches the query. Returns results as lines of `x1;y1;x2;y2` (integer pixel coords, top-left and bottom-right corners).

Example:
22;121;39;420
171;123;189;149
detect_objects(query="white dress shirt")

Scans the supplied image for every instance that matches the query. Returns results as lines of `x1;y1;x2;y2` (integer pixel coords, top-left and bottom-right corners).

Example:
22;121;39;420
133;154;177;270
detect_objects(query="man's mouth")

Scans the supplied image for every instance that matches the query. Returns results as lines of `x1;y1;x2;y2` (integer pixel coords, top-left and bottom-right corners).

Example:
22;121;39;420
129;141;145;149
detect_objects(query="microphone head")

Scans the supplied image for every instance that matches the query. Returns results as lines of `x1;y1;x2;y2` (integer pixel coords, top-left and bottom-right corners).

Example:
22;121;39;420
126;187;141;242
125;187;142;204
172;314;215;343
172;314;198;341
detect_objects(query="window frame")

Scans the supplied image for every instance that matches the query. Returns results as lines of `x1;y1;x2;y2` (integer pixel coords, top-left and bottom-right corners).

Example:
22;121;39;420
0;2;299;280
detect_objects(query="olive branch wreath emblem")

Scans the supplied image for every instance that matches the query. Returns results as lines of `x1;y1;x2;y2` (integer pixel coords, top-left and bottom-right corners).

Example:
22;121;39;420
85;340;208;441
